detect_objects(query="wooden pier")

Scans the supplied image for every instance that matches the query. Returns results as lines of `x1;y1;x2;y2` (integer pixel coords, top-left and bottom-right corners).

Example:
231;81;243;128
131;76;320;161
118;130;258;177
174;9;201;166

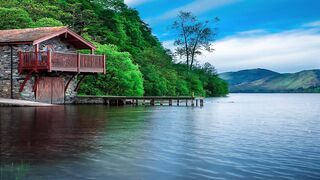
76;96;204;107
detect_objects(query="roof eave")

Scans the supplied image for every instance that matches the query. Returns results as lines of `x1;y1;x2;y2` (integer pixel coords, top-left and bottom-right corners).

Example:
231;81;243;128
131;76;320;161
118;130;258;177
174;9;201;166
32;27;96;50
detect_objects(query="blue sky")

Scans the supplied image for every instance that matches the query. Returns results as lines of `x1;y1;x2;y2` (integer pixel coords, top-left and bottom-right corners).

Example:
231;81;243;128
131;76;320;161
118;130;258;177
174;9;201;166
125;0;320;73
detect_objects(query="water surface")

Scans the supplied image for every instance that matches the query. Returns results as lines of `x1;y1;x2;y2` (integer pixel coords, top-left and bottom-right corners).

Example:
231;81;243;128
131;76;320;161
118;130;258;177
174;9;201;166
1;94;320;179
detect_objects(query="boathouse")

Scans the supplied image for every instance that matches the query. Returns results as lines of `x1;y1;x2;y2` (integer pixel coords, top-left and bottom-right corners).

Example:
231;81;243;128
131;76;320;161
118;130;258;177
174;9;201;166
0;27;105;104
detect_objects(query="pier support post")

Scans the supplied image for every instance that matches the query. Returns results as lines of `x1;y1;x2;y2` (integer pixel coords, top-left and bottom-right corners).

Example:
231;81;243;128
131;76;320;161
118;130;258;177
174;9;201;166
186;99;188;106
169;99;172;106
191;99;194;106
200;99;204;107
136;99;138;106
177;99;179;106
196;99;198;107
150;99;155;106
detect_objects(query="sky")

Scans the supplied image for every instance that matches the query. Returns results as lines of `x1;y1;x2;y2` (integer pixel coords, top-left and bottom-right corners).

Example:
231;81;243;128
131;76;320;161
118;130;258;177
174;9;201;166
124;0;320;73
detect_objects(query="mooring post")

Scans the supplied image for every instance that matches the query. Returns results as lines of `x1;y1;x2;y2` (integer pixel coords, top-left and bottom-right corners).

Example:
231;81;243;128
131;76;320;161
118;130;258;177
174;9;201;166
200;99;204;107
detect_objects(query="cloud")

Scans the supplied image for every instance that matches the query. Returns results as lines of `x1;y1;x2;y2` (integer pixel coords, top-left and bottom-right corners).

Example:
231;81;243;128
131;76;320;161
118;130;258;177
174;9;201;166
303;21;320;28
163;28;320;73
147;0;238;24
124;0;150;7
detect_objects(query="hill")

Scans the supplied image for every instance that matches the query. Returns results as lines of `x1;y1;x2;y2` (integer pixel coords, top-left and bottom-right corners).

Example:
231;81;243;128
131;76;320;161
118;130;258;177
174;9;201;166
0;0;228;97
220;69;320;93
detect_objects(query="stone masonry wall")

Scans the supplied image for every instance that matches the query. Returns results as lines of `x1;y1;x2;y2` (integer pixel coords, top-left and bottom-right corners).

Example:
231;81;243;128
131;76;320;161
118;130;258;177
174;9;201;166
0;37;79;103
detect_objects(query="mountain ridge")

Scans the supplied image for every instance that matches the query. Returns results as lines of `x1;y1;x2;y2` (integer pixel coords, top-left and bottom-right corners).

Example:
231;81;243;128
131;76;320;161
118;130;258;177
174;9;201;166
219;69;320;93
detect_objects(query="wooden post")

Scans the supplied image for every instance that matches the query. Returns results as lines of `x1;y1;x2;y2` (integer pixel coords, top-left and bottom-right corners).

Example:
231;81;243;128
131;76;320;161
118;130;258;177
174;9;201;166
200;99;204;107
186;99;188;106
77;52;80;73
177;99;179;106
169;99;172;106
136;99;138;106
143;99;145;105
18;51;22;74
103;54;106;74
191;99;194;106
35;44;39;72
150;99;155;106
196;99;198;107
47;50;51;72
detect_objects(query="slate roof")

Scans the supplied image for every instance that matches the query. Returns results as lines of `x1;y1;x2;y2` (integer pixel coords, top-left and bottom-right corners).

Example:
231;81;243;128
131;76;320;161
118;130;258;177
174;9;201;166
0;27;95;49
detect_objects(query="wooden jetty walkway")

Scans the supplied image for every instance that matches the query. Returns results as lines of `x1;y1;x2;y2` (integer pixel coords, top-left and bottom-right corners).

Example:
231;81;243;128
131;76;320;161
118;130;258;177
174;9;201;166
76;96;204;107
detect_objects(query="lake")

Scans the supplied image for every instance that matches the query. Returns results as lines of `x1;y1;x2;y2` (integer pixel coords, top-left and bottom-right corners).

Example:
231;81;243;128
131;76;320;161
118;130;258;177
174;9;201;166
1;94;320;179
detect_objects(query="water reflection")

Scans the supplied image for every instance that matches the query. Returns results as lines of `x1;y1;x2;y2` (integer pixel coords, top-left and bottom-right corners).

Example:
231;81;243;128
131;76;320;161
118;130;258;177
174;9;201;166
1;94;320;179
1;106;107;163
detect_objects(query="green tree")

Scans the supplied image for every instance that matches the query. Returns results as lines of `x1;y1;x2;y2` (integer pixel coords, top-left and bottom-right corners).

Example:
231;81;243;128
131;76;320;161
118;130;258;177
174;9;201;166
0;7;32;29
31;18;63;27
172;11;218;69
79;43;144;96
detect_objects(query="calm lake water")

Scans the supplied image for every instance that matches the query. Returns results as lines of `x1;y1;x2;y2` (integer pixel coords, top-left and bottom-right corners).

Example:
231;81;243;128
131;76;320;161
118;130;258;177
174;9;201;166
1;94;320;179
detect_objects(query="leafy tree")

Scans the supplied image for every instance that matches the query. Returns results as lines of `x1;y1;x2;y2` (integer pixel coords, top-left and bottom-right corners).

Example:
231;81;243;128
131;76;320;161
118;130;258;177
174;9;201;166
31;18;63;27
79;43;144;96
0;7;32;29
172;11;218;69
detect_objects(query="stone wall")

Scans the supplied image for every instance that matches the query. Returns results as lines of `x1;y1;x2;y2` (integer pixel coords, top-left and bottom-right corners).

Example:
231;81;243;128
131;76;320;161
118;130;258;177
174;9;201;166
0;37;79;103
0;44;35;101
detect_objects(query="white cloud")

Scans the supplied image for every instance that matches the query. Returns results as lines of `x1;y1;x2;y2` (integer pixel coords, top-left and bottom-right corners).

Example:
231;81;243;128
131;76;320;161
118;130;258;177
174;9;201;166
163;28;320;73
303;21;320;28
147;0;238;24
124;0;150;7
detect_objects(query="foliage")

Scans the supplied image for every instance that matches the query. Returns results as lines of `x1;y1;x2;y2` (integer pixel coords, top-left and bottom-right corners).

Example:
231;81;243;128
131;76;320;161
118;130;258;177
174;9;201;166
79;43;144;96
0;0;228;97
0;7;32;29
172;11;219;69
32;18;63;27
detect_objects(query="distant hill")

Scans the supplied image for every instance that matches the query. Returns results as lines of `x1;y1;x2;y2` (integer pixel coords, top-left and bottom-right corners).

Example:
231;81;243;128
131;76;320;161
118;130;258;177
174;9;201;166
219;69;320;93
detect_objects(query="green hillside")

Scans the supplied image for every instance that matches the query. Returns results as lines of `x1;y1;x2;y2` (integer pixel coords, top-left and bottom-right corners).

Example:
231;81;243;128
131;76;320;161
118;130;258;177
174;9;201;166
220;69;320;93
0;0;228;97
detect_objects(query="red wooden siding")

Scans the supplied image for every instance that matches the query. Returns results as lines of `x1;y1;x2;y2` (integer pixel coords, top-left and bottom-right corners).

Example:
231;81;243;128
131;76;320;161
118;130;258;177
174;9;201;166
51;78;65;104
36;77;64;104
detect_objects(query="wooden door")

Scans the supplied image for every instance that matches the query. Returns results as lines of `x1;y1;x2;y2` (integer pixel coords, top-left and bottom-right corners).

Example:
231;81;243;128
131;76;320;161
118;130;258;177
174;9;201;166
36;77;64;104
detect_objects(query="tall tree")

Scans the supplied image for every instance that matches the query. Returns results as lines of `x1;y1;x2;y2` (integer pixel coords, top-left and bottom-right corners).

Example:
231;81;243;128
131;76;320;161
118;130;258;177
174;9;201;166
172;11;219;69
